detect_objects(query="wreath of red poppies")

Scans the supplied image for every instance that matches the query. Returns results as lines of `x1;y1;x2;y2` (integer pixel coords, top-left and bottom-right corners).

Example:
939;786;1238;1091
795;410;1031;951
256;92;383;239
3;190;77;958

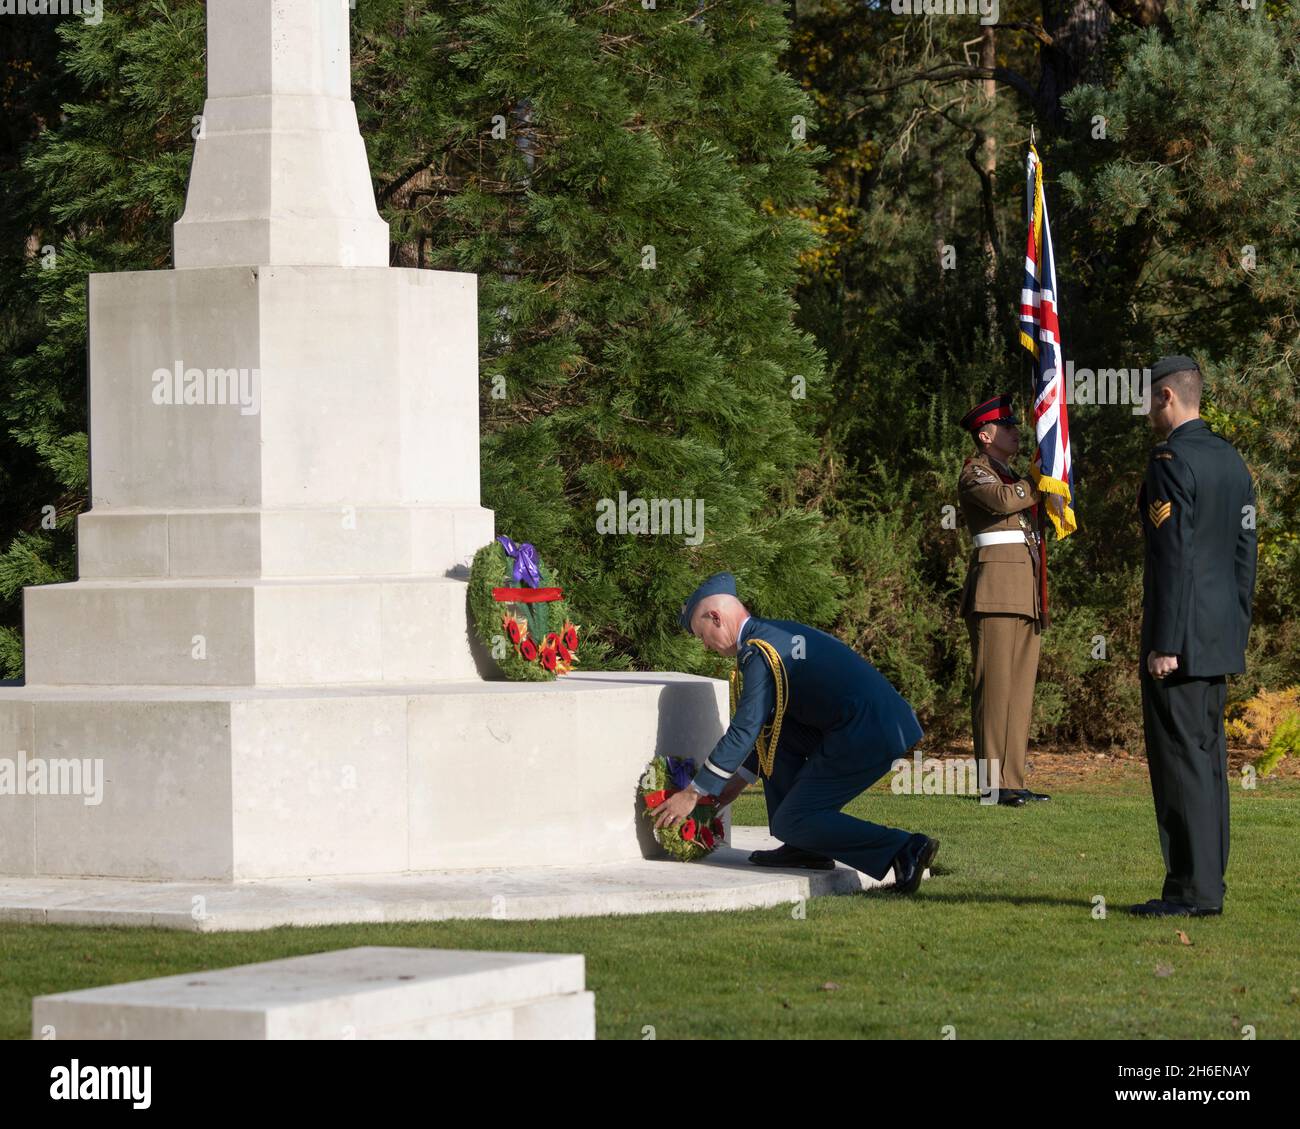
468;537;580;681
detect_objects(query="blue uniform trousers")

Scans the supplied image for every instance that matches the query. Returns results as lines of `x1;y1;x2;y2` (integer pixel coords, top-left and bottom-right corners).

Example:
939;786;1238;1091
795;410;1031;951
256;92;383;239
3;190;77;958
763;715;913;881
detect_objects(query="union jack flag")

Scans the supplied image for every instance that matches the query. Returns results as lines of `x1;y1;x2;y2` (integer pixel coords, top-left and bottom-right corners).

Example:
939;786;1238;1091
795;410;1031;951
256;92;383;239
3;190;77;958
1018;144;1076;539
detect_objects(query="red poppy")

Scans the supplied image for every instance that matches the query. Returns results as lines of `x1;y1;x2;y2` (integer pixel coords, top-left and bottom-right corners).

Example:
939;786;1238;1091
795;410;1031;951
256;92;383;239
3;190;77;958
558;641;573;663
701;827;715;849
504;616;521;645
543;632;560;650
562;623;579;652
520;638;538;662
540;646;557;672
644;789;670;809
681;819;696;842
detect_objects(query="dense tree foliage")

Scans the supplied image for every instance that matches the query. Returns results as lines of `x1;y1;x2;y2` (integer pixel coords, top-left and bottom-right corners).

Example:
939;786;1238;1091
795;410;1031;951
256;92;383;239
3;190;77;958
0;1;1295;748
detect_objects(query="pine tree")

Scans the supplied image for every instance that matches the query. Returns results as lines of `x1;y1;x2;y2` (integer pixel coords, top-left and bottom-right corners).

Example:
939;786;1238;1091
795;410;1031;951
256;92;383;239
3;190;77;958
1055;0;1300;685
0;1;205;674
356;0;842;674
0;0;839;679
783;1;1300;744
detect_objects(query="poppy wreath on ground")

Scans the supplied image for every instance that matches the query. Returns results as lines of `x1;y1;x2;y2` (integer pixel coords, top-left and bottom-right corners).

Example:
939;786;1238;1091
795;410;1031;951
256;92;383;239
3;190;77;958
468;535;580;682
639;755;724;861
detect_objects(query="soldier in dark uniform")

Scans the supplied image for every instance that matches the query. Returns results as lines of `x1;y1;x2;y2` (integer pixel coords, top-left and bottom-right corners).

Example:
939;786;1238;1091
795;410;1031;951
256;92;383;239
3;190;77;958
957;394;1048;806
1132;356;1256;918
652;573;940;893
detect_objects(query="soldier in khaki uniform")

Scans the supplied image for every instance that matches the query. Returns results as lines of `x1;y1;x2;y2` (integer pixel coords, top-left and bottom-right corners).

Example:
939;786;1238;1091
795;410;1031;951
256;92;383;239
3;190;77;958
957;394;1048;806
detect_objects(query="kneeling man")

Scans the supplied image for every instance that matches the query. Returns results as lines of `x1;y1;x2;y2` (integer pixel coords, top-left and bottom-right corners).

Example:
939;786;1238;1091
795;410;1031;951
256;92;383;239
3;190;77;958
654;573;939;893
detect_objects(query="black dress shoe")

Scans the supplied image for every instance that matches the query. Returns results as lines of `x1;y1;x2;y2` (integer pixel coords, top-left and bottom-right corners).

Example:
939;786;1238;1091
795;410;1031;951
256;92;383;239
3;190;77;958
890;834;940;894
1128;898;1223;918
748;844;836;870
1017;789;1051;802
981;791;1025;807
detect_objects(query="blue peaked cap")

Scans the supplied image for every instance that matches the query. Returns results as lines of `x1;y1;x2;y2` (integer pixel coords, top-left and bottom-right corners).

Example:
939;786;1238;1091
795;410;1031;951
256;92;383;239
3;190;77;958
679;572;737;632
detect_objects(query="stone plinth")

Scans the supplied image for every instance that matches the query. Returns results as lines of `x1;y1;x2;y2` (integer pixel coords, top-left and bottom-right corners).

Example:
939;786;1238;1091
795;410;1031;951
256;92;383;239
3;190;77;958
0;673;728;880
33;947;595;1040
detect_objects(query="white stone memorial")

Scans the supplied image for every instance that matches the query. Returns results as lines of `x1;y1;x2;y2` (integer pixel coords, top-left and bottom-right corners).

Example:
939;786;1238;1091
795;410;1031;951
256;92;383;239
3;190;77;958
0;0;729;884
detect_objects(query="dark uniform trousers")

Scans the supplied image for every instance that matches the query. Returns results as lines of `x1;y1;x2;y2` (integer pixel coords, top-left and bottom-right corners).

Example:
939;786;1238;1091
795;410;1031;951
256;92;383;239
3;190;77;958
693;617;923;880
1140;670;1230;908
763;716;911;882
1137;417;1255;910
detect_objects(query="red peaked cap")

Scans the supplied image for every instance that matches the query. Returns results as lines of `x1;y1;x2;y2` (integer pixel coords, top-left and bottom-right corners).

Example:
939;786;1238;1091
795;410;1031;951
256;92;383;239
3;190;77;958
959;393;1019;434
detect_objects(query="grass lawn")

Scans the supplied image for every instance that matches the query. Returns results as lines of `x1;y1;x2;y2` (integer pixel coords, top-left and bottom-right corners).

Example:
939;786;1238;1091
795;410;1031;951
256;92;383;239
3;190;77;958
2;761;1296;1040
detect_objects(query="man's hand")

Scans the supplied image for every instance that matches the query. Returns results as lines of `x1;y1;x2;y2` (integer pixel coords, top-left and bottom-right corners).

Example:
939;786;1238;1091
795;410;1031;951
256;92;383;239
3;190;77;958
1147;651;1180;679
654;786;703;830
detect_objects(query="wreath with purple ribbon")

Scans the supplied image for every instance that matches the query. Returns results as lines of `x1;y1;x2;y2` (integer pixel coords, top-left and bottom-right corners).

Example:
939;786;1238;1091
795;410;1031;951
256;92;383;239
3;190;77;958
467;536;580;681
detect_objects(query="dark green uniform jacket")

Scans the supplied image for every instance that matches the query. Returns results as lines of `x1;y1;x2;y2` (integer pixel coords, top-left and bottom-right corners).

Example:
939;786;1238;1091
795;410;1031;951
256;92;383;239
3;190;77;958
1138;419;1256;677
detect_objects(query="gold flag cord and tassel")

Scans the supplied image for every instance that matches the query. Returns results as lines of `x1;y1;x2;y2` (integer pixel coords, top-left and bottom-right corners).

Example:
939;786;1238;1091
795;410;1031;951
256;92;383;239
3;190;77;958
727;638;789;778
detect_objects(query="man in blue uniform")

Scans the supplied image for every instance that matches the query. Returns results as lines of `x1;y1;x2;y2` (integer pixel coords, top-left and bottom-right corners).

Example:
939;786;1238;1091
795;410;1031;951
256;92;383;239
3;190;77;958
1132;356;1256;918
653;573;939;893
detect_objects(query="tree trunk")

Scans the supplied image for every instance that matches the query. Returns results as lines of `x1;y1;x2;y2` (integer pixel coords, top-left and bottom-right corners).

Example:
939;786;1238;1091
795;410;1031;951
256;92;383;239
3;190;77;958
1037;0;1113;128
979;25;998;328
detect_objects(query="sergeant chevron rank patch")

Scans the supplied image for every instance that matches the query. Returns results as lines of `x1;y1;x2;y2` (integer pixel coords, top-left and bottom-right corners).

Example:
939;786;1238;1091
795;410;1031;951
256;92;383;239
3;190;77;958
1148;500;1172;528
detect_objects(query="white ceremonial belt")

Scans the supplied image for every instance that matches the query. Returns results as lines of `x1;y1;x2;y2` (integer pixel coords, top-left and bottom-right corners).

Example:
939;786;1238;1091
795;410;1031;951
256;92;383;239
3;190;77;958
973;530;1027;548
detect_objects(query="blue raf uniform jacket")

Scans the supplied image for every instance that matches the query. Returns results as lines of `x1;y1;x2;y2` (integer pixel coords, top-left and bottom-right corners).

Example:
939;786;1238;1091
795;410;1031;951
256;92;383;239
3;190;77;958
691;616;923;796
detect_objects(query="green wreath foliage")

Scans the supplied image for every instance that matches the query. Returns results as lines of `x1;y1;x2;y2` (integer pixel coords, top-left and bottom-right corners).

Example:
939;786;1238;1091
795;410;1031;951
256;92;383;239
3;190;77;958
639;756;724;861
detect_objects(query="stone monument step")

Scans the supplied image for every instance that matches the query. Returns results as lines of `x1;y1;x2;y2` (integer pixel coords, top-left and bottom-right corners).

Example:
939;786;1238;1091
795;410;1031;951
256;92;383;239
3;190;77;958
0;828;916;933
23;574;486;686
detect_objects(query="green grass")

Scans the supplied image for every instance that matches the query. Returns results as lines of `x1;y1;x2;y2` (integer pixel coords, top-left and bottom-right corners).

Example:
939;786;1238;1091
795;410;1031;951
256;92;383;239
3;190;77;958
3;773;1298;1040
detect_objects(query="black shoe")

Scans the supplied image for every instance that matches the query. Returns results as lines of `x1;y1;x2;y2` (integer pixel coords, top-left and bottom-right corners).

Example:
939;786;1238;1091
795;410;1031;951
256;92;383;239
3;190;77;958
981;790;1026;807
1017;789;1051;802
890;834;940;895
748;844;836;870
1128;898;1223;918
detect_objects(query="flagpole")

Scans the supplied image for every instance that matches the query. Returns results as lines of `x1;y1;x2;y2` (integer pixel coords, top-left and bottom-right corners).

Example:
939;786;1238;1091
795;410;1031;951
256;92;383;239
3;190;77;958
1025;351;1050;631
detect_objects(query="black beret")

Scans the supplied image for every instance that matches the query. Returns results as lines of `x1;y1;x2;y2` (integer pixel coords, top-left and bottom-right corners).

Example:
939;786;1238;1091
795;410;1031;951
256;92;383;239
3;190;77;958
1150;355;1200;384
